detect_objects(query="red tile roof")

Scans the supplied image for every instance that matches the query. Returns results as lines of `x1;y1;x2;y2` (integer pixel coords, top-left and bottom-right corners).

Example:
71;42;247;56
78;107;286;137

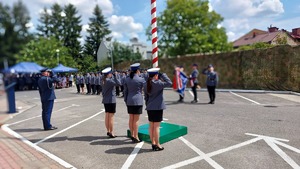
233;31;280;47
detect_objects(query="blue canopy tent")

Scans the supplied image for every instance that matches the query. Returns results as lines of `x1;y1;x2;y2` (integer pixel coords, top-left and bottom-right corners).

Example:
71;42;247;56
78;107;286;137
52;64;78;73
3;62;45;73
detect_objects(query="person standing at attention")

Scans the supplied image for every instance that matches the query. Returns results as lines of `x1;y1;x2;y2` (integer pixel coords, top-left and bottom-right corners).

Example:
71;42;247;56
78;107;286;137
38;68;60;130
124;63;145;143
190;63;199;103
144;68;172;151
202;64;219;104
101;67;121;138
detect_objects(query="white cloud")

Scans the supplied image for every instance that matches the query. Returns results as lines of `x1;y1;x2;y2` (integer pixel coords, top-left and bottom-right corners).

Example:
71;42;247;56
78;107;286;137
211;0;284;18
108;15;143;39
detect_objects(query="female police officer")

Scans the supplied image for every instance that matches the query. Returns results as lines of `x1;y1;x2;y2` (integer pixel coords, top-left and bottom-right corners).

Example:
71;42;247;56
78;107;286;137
144;68;172;151
101;67;121;138
124;63;145;143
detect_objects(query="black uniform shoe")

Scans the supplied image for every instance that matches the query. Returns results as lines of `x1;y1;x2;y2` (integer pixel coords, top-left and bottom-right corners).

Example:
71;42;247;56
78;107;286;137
44;126;58;131
191;100;198;103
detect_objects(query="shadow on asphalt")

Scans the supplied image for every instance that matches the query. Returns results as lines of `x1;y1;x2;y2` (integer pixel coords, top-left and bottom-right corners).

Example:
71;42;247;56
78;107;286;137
165;101;209;106
105;145;153;155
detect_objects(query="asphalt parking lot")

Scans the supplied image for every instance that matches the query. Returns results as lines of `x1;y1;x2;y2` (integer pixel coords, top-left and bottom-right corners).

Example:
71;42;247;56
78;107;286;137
2;88;300;169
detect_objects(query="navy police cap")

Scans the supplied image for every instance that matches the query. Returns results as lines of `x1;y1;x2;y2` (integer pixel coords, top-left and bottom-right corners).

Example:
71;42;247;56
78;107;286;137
40;68;52;72
147;68;160;75
102;67;112;74
130;63;140;71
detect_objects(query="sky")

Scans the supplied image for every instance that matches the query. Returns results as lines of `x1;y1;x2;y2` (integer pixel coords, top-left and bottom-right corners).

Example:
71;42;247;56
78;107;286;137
2;0;300;45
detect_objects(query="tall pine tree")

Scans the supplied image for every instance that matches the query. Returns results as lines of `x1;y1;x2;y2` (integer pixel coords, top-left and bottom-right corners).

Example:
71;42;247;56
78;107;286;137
84;4;111;61
62;4;82;60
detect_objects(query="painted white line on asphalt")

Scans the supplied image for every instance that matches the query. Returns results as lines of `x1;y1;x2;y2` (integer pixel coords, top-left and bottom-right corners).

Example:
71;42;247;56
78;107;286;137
245;133;289;142
163;137;262;169
1;124;76;169
121;141;144;169
34;109;104;145
229;91;261;105
179;137;224;169
265;138;300;169
8;104;80;126
274;140;300;154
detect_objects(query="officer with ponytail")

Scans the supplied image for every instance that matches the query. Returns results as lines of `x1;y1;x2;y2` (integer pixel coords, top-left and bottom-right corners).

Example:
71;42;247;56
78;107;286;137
144;68;172;151
124;63;145;143
100;67;121;138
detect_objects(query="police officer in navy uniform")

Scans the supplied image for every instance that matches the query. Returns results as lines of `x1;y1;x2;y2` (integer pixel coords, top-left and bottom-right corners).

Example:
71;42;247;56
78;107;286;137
124;63;145;143
190;63;199;103
144;68;172;151
202;64;219;104
95;72;101;95
75;73;81;94
90;72;96;95
38;68;60;130
101;67;121;138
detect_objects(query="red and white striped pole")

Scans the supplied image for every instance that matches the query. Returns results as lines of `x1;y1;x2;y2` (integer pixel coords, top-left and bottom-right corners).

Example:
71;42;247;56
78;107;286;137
151;0;158;68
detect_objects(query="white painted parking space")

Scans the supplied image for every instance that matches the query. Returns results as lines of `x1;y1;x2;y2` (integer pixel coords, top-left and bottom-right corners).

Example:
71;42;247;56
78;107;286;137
3;89;300;169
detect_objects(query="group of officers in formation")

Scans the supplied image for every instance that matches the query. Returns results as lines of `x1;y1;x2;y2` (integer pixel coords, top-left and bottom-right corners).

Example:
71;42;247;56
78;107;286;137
38;63;218;151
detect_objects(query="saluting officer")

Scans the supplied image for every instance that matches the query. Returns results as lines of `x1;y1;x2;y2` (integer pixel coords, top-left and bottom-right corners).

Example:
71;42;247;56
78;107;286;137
144;68;172;151
38;68;60;130
101;67;121;138
124;63;145;143
202;64;219;104
190;63;199;103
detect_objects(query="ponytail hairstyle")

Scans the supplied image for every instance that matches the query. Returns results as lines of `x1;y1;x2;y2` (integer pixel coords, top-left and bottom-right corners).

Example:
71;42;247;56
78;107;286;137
147;74;156;94
102;74;108;85
129;69;138;79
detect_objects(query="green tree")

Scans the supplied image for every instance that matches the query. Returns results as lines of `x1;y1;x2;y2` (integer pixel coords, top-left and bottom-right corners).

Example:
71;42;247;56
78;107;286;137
147;0;231;57
0;0;32;68
37;3;82;60
63;4;82;59
111;41;142;64
16;37;76;68
84;4;111;61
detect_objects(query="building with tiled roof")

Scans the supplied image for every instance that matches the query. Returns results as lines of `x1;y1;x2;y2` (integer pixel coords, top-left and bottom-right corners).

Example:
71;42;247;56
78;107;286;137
233;26;300;48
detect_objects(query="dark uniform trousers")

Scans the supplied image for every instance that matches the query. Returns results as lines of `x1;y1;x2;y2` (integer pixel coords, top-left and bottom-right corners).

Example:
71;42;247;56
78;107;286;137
86;83;91;94
192;82;198;101
42;100;54;129
207;85;216;102
96;85;101;95
76;84;80;93
91;84;96;94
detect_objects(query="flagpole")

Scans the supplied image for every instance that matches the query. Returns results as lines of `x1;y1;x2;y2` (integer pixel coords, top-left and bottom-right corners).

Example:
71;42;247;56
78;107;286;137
151;0;158;68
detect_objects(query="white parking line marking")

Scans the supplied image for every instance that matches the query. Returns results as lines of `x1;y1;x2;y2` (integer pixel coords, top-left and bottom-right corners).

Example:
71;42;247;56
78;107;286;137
34;109;104;145
164;133;300;168
8;104;80;126
121;141;144;169
1;124;76;169
179;137;224;169
230;91;261;105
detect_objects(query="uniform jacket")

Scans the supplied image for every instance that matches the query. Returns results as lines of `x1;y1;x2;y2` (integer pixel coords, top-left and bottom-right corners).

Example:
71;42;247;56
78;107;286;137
38;76;58;102
100;74;121;104
144;73;172;110
190;69;199;83
124;74;145;106
202;69;219;86
90;75;95;85
85;74;91;84
95;75;101;85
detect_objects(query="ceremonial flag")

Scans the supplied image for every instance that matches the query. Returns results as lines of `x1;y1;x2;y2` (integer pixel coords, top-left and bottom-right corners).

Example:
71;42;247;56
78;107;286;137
173;69;188;97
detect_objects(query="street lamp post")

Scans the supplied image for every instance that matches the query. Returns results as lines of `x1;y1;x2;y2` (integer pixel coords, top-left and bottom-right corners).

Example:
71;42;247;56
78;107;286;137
56;49;60;65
